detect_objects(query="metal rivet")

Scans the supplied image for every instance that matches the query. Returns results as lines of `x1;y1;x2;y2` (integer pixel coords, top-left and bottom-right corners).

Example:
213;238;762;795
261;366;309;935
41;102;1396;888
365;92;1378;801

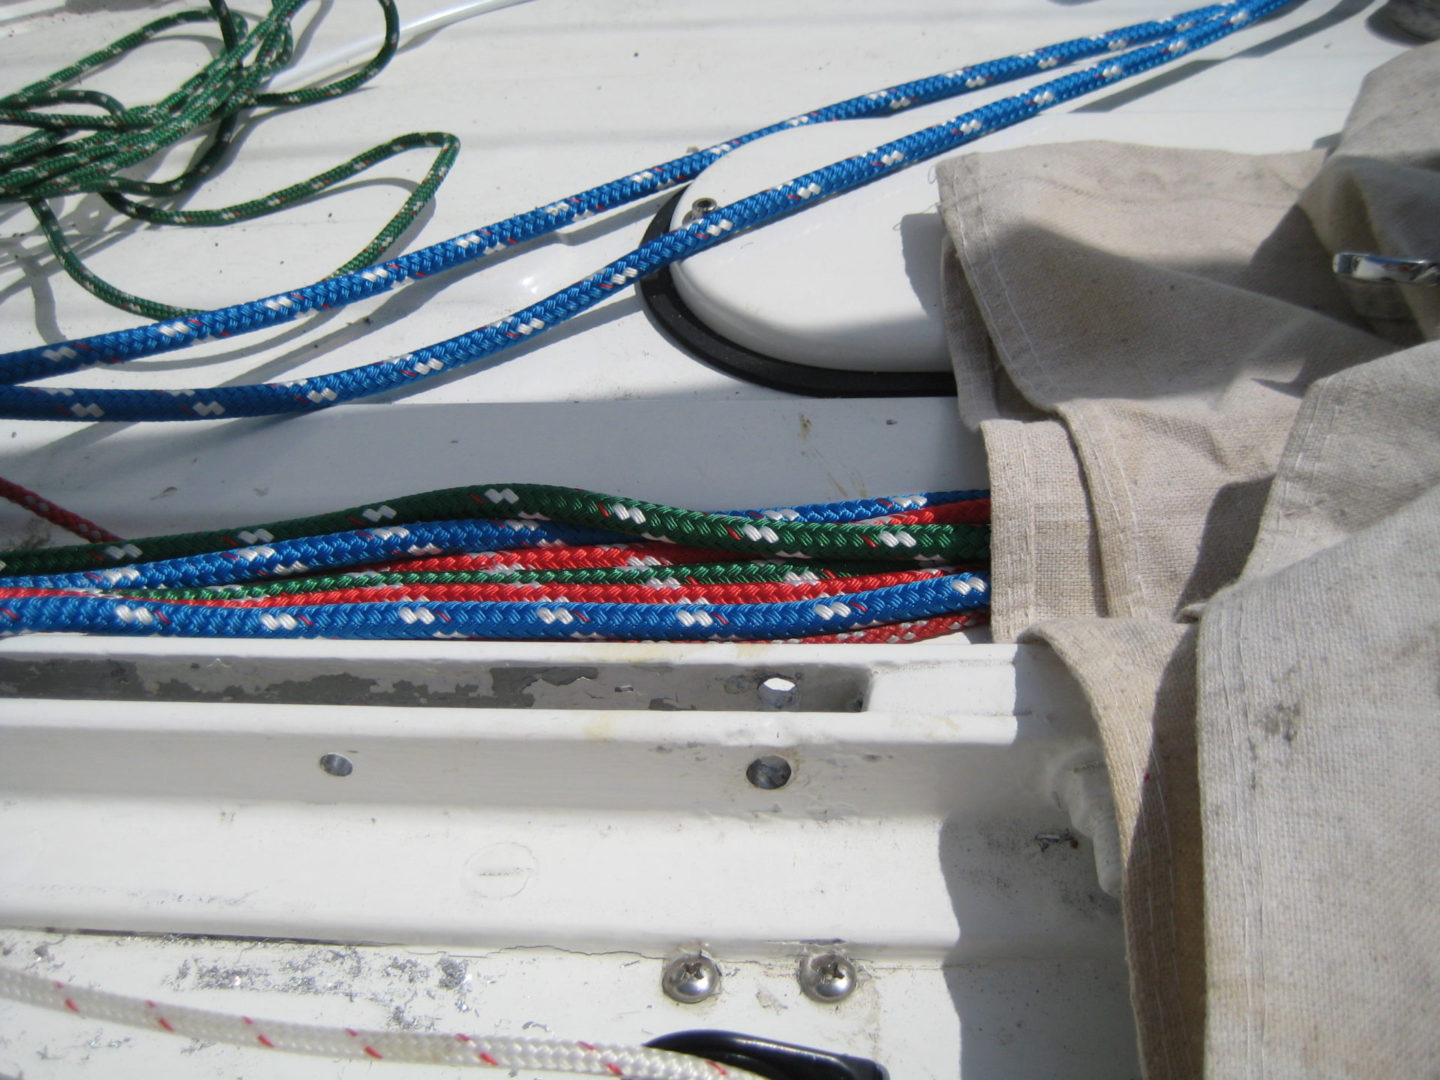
798;953;857;1003
682;196;719;224
662;954;721;1004
746;755;793;790
318;753;354;777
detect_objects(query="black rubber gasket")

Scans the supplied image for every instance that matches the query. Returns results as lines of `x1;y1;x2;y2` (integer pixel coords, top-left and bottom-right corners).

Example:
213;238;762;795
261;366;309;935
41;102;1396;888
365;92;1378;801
647;1029;888;1080
637;190;956;398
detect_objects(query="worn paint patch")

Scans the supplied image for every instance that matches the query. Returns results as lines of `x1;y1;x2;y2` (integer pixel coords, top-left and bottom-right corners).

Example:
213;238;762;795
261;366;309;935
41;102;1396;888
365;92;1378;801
0;658;866;711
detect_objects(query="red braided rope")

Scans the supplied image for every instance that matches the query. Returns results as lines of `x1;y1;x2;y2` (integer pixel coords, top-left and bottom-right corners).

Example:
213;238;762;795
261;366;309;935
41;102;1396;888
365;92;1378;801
369;542;733;575
0;476;120;543
857;499;991;526
797;611;988;643
0;485;990;643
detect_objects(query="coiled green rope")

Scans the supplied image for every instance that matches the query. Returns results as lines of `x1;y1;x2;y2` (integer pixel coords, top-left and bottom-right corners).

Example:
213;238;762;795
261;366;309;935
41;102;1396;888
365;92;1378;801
1;0;459;320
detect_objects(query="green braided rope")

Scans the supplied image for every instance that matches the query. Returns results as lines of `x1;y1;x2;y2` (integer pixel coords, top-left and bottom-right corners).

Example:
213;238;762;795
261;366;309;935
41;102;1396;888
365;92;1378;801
0;485;990;577
3;0;461;320
28;133;459;318
2;10;221;117
7;5;268;197
126;560;906;600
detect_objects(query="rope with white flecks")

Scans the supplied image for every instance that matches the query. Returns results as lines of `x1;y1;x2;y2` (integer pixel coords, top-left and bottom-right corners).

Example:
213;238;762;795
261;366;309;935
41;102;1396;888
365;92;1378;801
0;486;991;641
0;965;759;1078
0;484;985;577
0;0;1231;384
0;484;989;579
0;578;991;640
2;0;463;321
0;0;1295;421
0;475;120;543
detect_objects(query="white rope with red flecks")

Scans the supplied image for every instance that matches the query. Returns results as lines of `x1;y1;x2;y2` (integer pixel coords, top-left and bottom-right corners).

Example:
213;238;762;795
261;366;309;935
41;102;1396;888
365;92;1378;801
0;965;756;1078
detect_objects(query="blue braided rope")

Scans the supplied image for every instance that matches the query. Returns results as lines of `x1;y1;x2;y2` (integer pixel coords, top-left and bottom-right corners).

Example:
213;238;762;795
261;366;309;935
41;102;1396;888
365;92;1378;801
0;3;1229;386
1;1;1290;421
0;489;987;580
8;519;628;590
730;490;985;523
0;573;990;640
5;490;981;588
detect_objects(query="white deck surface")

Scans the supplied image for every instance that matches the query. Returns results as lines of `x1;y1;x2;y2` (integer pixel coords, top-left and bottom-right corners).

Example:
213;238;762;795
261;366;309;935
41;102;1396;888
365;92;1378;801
0;0;1411;531
0;1;1417;1077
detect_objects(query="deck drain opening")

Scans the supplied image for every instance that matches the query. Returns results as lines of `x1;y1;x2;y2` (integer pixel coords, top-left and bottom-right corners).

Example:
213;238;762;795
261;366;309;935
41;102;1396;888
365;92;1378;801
757;675;797;709
318;753;354;777
746;755;793;790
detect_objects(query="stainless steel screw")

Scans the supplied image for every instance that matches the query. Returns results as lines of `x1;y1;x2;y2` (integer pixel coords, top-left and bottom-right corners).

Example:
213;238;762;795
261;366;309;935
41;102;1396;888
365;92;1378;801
662;954;721;1004
682;197;720;225
798;953;857;1003
746;755;793;790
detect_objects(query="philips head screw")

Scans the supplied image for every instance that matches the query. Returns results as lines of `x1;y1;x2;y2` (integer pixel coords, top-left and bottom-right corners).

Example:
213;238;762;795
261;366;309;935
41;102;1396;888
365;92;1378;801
798;953;857;1003
662;954;721;1004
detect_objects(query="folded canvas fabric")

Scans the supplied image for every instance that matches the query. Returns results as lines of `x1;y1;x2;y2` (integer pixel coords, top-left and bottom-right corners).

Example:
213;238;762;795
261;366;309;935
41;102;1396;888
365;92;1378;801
937;41;1440;1079
1197;344;1440;1079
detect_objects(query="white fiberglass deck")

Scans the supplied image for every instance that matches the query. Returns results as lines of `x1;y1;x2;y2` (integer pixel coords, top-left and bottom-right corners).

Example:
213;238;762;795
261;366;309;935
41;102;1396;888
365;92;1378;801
0;1;1414;1077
